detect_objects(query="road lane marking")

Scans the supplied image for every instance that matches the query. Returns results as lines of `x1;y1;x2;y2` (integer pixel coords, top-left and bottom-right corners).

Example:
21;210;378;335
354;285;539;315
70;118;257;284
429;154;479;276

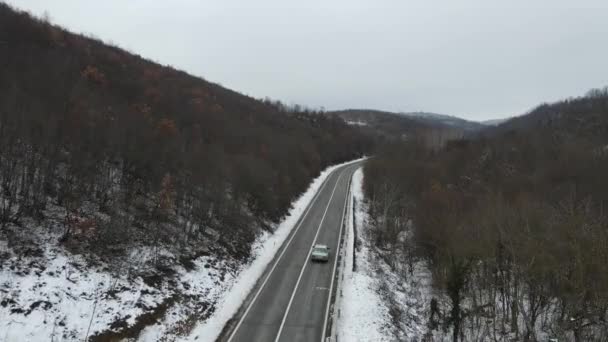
321;167;355;341
273;168;347;342
226;166;337;342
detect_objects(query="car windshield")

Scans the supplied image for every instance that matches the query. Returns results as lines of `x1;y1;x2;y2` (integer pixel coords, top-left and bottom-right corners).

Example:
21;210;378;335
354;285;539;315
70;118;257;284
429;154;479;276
313;246;327;253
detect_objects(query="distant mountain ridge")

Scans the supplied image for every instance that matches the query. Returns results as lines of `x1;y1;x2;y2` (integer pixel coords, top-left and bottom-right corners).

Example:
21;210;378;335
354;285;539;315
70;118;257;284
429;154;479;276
482;87;608;142
352;86;608;143
327;109;487;140
398;111;484;131
327;109;438;140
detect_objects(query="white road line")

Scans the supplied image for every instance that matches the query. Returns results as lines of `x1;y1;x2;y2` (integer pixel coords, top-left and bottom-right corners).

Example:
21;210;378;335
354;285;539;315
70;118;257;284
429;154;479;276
273;169;347;342
226;166;337;342
320;167;355;341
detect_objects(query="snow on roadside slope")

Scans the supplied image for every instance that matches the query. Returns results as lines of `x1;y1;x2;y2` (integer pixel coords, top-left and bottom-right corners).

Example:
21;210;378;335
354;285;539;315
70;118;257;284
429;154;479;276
337;167;433;341
180;157;366;342
0;243;172;342
337;168;391;341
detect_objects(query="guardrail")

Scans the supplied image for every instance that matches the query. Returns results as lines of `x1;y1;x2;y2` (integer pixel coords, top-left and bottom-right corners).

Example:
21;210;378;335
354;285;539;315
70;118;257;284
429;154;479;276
324;171;354;342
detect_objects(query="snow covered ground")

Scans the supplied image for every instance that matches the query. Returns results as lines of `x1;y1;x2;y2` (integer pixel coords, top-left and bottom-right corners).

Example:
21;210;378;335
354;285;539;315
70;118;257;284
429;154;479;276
336;168;390;341
0;158;364;342
337;168;434;342
0;228;235;342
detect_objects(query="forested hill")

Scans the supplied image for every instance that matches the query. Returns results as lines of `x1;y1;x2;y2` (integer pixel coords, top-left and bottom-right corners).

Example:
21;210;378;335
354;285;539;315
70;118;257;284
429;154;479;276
328;109;432;134
363;88;608;340
485;87;608;142
400;111;484;132
0;3;371;259
327;109;475;147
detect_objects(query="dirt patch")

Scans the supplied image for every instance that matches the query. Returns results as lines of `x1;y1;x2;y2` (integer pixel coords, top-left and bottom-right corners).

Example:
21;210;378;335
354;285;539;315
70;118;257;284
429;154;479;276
25;300;53;316
89;295;178;342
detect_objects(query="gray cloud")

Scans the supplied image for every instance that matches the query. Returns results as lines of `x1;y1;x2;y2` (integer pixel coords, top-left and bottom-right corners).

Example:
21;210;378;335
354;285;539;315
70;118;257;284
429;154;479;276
8;0;608;120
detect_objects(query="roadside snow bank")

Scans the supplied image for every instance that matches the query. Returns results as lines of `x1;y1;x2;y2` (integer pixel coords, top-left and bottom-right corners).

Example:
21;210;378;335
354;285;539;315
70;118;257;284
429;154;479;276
337;167;433;341
183;157;365;342
337;168;391;341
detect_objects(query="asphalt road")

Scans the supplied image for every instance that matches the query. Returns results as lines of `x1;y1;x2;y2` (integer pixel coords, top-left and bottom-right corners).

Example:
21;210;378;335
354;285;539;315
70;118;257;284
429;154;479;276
222;162;360;342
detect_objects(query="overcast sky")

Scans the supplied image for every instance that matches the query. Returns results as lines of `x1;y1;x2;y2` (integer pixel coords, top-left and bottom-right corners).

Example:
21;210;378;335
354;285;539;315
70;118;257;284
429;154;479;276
7;0;608;120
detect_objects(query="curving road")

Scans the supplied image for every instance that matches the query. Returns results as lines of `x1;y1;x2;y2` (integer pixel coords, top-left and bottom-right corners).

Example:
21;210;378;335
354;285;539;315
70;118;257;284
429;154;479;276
219;162;361;342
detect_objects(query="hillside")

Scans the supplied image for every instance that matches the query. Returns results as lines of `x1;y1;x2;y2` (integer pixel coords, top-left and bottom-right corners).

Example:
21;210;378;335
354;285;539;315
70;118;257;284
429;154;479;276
0;2;370;249
327;109;431;138
362;88;608;341
400;111;484;132
0;3;372;340
485;87;608;142
328;109;479;148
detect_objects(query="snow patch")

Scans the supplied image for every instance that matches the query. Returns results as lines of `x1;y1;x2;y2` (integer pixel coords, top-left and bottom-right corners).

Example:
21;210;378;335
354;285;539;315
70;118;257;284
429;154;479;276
345;120;368;126
481;118;509;126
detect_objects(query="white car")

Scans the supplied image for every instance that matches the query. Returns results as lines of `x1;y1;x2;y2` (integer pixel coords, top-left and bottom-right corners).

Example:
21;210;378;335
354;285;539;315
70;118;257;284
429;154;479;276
311;244;330;262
